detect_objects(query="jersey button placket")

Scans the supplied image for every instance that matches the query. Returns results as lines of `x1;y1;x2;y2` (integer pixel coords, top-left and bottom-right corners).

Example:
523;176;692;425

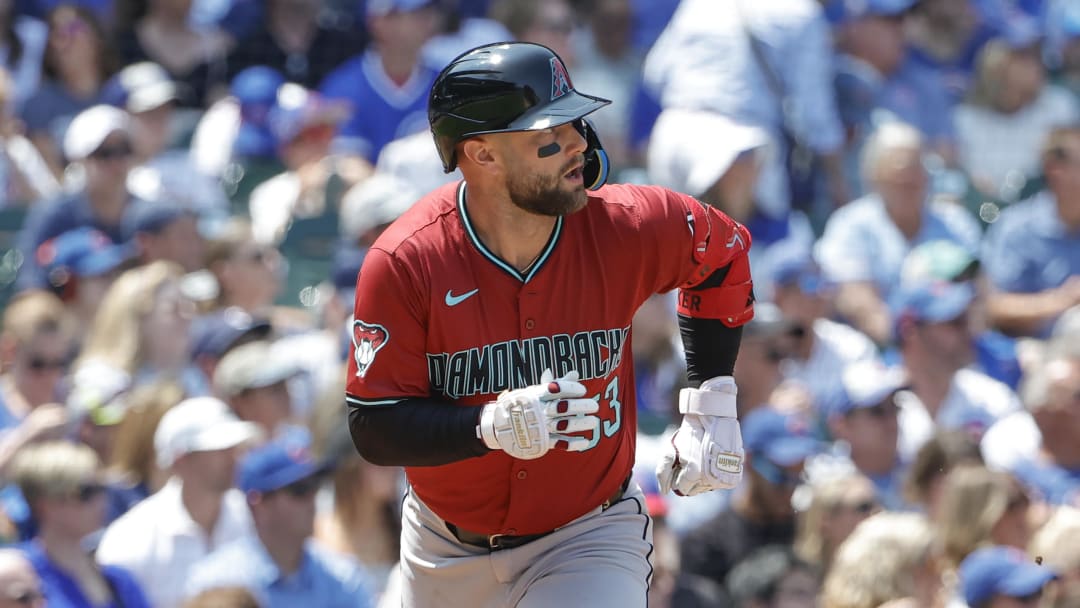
525;319;535;330
516;470;527;480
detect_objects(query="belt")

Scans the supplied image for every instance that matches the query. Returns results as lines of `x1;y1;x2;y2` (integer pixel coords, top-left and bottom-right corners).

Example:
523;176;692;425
447;476;632;551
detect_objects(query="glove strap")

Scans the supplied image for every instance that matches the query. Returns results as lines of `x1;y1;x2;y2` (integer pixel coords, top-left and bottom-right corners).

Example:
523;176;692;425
478;403;500;450
679;382;737;418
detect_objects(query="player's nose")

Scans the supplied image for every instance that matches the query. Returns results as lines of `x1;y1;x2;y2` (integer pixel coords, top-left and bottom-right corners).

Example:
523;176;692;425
558;122;587;157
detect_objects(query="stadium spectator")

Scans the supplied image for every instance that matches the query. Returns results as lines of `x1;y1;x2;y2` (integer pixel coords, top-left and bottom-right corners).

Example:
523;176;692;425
731;303;795;417
75;261;203;394
183;586;262;608
95;396;261;608
981;125;1080;338
903;429;984;518
16;105;140;291
34;227;133;326
188;307;273;395
112;0;232;107
21;5;116;178
213;341;300;438
104;380;184;509
935;464;1034;571
1029;506;1080;607
186;429;373;607
958;546;1057;608
338;173;419;249
105;61;231;216
0;67;60;205
892;281;1022;457
956;25;1080;202
769;255;881;418
825;361;910;509
815;122;981;345
203;219;283;318
127;201;205;272
643;0;847;220
981;342;1080;505
0;289;74;424
793;471;879;573
820;512;940;608
226;0;365;90
10;441;151;608
725;545;820;608
0;0;46;111
320;0;440;162
904;0;998;102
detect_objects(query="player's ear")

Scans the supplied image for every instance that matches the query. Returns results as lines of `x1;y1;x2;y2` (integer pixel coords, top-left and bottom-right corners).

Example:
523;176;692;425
460;137;500;174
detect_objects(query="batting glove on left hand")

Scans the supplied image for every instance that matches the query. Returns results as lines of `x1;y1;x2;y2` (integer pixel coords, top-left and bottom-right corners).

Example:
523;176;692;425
657;376;744;496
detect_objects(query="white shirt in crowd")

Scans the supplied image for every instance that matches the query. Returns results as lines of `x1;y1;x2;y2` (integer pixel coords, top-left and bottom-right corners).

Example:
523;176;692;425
896;368;1023;461
955;85;1079;198
781;318;882;417
980;410;1042;473
95;478;255;608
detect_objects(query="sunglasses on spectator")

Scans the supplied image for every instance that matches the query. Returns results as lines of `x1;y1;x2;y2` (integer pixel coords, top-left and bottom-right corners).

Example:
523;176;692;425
26;355;70;372
65;482;106;503
847;400;899;419
751;456;804;487
839;499;878;515
89;142;133;161
276;476;321;498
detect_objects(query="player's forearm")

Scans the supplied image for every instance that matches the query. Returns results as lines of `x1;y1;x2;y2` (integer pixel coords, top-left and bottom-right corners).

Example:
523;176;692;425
347;399;488;466
678;316;743;385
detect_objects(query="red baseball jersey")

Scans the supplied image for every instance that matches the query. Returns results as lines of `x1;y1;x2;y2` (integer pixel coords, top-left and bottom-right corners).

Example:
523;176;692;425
346;180;751;535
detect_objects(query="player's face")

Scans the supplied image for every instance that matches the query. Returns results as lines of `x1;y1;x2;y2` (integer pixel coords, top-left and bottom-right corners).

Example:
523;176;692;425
501;122;589;217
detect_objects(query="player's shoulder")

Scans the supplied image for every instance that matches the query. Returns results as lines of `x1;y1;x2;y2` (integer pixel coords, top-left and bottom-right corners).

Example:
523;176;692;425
369;181;462;257
585;183;693;222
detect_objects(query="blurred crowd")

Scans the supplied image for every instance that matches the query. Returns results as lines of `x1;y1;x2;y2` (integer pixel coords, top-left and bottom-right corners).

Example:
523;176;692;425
0;0;1077;606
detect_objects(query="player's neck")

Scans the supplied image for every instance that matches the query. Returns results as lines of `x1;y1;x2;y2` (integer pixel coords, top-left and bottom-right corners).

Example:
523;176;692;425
464;184;558;273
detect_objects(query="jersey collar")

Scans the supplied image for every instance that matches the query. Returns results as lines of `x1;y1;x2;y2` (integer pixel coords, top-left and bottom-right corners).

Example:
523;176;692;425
457;182;562;284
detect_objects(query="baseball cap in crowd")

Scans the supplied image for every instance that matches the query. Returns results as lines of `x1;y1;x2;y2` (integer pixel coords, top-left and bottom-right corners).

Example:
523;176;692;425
834;360;909;417
189;307;273;361
36;227;134;287
340;173;419;240
102;61;180;113
367;0;436;17
771;250;833;296
999;12;1043;50
237;427;332;494
647;109;769;199
742;407;827;469
826;0;918;24
892;280;975;332
267;83;350;147
125;200;196;236
154;396;262;469
213;340;302;399
743;301;794;339
960;546;1057;606
232;66;286;158
63;104;131;162
900;240;980;286
65;360;133;426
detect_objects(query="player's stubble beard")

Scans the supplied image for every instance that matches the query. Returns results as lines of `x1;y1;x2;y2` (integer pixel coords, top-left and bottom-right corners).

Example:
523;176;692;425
505;155;588;217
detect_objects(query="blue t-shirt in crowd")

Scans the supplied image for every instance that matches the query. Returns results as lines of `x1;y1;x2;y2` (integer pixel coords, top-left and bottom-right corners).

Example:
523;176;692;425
907;25;998;103
20;80;102;147
187;536;374;608
20;540;151;608
320;50;437;162
981;190;1080;336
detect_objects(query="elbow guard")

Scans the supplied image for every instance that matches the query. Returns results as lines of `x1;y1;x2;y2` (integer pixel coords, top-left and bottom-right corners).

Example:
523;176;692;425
677;245;755;328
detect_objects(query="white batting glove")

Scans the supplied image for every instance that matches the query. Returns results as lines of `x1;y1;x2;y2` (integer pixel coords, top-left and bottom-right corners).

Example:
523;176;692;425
657;376;744;496
478;369;600;460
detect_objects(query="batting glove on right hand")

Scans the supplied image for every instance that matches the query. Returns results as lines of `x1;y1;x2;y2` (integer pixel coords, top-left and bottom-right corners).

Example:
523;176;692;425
478;369;600;460
657;376;744;496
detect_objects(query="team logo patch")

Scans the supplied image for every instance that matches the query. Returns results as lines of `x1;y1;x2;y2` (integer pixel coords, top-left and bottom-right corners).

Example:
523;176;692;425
550;57;572;100
352;320;390;378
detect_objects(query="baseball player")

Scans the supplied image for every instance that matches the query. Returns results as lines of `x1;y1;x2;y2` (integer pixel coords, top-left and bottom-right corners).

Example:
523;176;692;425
346;42;754;608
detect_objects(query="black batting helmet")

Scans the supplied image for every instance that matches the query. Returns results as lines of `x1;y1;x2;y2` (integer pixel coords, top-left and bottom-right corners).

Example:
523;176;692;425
428;42;612;190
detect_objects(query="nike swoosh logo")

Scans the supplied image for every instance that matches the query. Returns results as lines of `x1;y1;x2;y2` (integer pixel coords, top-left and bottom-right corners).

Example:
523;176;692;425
445;288;479;306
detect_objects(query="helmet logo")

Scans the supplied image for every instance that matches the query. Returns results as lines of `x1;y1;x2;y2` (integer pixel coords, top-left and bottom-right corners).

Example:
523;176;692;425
550;57;572;100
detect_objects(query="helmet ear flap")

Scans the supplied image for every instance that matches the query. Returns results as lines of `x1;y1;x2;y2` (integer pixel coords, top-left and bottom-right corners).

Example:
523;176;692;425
575;118;609;191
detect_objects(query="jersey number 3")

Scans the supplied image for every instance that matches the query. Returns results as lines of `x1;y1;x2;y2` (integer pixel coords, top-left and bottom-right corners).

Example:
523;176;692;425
580;376;623;452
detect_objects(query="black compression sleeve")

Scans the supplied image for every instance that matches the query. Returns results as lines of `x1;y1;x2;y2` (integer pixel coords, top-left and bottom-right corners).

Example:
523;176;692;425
348;399;490;466
678;316;744;386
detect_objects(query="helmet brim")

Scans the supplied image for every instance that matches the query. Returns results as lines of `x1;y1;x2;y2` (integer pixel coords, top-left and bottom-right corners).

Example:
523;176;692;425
505;90;612;131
